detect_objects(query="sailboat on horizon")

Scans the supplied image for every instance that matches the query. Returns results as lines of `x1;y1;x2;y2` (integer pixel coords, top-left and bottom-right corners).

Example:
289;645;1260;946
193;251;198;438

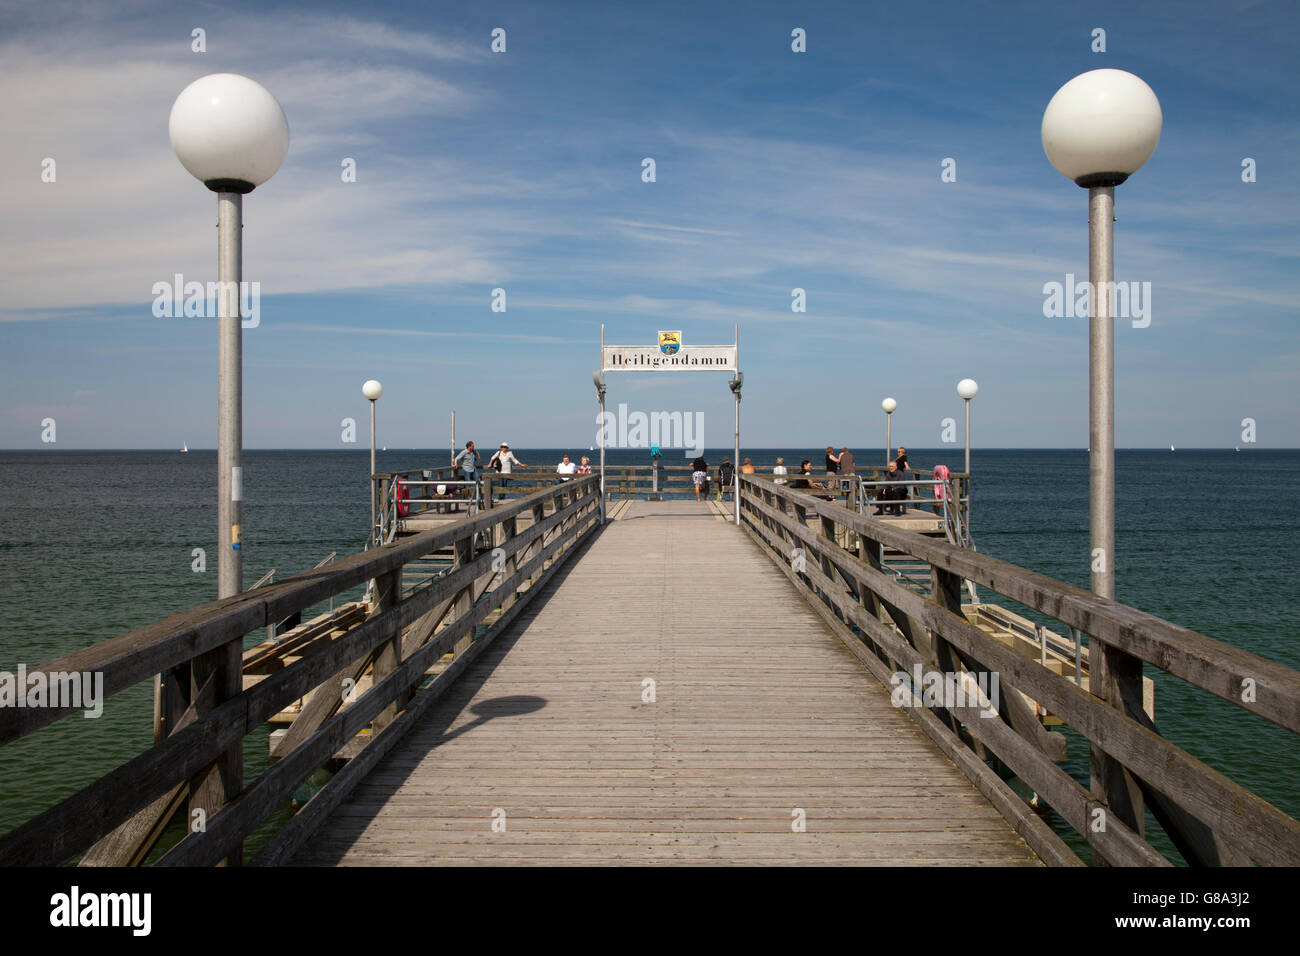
180;442;188;453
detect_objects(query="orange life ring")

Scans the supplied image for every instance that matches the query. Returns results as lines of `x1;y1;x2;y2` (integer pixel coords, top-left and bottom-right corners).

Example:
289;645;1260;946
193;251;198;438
395;480;410;517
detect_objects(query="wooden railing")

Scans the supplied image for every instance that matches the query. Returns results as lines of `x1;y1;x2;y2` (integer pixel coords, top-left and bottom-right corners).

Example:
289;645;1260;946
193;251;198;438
489;463;878;501
0;477;601;866
377;461;971;535
737;473;1300;866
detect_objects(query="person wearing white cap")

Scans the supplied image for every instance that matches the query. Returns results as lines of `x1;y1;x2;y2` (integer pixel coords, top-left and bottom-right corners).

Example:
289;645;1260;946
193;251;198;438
488;443;525;500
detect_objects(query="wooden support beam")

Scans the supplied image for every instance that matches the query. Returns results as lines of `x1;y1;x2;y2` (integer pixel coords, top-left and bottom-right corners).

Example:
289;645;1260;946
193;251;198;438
370;567;404;732
186;633;242;866
932;565;1066;764
80;673;216;867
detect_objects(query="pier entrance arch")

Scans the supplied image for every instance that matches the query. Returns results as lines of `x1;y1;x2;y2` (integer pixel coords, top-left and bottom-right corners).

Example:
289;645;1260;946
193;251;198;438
593;325;742;523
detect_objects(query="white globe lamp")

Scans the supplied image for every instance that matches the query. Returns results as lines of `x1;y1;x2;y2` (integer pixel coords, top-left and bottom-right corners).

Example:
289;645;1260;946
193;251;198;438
1042;68;1161;607
881;398;897;466
168;73;290;604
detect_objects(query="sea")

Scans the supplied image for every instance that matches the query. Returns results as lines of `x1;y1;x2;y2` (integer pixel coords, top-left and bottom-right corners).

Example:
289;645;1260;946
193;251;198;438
1;447;1296;863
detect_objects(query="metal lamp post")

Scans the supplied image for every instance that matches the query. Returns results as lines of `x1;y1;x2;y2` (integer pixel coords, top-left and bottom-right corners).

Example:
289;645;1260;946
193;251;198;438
593;370;606;524
957;379;978;475
881;397;896;465
1042;68;1161;601
169;71;288;866
363;380;383;544
1043;67;1162;851
729;372;743;524
956;379;977;531
170;73;290;600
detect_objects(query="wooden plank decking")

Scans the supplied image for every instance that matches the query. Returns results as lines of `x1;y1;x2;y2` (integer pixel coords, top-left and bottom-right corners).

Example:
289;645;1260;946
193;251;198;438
291;499;1041;866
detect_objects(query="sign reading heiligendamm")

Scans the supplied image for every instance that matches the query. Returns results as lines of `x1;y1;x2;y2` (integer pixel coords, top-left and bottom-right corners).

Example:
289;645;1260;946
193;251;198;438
601;344;737;371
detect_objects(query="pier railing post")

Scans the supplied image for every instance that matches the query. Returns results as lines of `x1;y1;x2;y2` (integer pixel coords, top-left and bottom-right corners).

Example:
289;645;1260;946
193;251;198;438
377;476;391;544
370;564;405;731
450;530;475;660
156;662;191;744
188;637;242;865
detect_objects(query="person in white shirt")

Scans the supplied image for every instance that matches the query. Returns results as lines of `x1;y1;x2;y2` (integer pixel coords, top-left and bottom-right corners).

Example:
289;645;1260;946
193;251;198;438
556;454;577;481
773;457;788;485
488;443;525;500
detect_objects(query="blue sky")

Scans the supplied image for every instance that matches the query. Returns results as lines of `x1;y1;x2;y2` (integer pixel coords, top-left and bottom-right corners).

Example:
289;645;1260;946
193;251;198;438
2;0;1297;450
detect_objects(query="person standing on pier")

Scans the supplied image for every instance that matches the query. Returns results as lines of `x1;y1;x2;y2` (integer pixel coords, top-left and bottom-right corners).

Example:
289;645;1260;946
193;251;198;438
740;457;756;475
931;463;950;515
824;445;841;489
556;454;577;481
578;456;592;474
691;455;708;501
454;441;481;496
837;447;856;503
488;443;524;500
893;446;910;509
773;457;788;485
893;446;910;475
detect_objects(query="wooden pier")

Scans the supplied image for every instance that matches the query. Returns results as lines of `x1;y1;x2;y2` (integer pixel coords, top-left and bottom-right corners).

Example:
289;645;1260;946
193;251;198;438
2;470;1298;867
292;500;1039;865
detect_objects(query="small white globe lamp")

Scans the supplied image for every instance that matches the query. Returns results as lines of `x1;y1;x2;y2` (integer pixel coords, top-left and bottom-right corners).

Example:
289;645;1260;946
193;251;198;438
881;398;897;466
956;379;978;476
362;381;383;542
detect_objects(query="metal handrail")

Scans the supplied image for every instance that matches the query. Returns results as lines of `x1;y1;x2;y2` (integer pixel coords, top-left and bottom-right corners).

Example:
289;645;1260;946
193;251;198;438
378;477;485;544
854;476;979;602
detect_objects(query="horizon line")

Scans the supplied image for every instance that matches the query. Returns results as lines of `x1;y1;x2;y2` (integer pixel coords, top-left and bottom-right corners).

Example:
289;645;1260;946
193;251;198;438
2;446;1289;453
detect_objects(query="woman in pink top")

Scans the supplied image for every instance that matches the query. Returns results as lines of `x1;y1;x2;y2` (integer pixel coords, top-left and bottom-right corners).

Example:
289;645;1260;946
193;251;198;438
932;463;950;514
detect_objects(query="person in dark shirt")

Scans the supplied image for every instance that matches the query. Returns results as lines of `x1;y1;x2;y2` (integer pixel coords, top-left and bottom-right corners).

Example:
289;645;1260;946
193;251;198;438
893;446;910;508
691;456;709;502
874;460;905;515
791;460;825;491
824;445;841;490
893;446;910;475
